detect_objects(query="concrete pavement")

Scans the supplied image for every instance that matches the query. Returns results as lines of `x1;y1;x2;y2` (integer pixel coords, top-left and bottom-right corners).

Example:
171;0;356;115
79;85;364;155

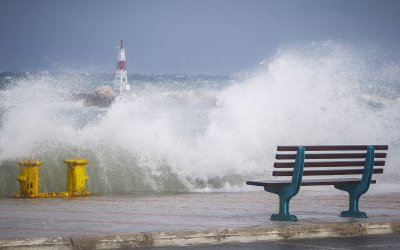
137;233;400;250
0;188;399;249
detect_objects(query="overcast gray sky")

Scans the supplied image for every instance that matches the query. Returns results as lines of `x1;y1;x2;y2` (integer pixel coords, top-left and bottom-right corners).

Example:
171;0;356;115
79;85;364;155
1;0;399;74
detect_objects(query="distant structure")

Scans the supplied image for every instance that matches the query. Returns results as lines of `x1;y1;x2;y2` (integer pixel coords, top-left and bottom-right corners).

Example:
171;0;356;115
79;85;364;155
115;40;130;95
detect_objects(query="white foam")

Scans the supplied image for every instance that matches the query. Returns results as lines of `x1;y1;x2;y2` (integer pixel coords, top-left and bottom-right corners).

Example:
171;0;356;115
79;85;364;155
0;42;399;195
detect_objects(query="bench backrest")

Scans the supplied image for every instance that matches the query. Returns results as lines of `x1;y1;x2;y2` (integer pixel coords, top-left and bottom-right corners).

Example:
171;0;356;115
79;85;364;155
273;145;388;181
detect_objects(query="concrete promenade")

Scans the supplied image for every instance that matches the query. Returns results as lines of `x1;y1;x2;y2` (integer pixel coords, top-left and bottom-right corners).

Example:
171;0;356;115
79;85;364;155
0;188;399;249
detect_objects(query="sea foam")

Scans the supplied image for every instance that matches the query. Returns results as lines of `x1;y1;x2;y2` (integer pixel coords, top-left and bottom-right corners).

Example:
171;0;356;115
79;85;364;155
0;41;399;196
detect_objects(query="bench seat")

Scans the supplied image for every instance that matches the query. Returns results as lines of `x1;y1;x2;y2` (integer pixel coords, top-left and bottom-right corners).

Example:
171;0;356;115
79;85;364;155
247;178;377;187
246;145;388;221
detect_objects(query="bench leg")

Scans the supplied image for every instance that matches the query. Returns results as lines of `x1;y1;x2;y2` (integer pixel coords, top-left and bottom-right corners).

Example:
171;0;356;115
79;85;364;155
336;146;374;218
341;194;367;218
270;195;297;221
267;146;304;222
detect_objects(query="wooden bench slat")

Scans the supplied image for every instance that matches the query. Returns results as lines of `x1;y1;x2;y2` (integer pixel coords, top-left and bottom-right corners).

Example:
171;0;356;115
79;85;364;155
246;179;376;187
273;168;384;176
277;145;388;151
274;161;385;168
301;179;377;186
275;153;387;160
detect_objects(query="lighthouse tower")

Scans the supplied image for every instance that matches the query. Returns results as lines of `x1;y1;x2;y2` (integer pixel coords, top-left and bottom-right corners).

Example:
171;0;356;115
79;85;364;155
115;40;130;95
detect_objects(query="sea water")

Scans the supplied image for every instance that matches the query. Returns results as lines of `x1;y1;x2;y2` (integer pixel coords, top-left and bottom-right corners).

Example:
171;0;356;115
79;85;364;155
0;42;399;197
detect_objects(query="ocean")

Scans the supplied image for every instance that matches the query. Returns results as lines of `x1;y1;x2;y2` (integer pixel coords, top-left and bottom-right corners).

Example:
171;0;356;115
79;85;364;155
1;42;399;197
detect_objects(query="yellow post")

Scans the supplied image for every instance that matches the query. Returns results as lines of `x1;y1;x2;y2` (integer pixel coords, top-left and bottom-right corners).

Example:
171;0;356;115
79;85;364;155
64;159;91;196
15;160;42;198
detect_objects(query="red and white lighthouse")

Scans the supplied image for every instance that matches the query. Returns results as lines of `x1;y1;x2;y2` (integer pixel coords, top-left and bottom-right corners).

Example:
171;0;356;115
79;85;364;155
115;40;130;94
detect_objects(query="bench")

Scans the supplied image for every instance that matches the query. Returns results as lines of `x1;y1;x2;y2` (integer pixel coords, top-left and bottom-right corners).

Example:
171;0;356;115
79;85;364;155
246;145;388;221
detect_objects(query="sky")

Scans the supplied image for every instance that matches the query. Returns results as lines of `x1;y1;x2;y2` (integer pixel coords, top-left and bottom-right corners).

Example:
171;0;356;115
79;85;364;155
1;0;400;74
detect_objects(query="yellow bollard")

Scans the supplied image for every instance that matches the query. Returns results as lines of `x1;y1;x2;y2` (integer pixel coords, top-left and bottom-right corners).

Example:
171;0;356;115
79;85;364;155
15;160;42;198
64;159;91;196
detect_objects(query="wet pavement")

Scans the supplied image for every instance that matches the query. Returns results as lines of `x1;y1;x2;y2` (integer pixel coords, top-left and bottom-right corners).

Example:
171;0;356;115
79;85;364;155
135;233;400;250
0;188;400;239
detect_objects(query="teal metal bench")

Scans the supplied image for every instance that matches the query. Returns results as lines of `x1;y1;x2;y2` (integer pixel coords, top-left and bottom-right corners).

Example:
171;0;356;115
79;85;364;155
246;145;388;221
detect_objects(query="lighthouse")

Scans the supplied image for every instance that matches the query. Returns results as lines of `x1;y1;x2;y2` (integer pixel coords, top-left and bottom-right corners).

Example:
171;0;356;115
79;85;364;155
115;40;130;95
